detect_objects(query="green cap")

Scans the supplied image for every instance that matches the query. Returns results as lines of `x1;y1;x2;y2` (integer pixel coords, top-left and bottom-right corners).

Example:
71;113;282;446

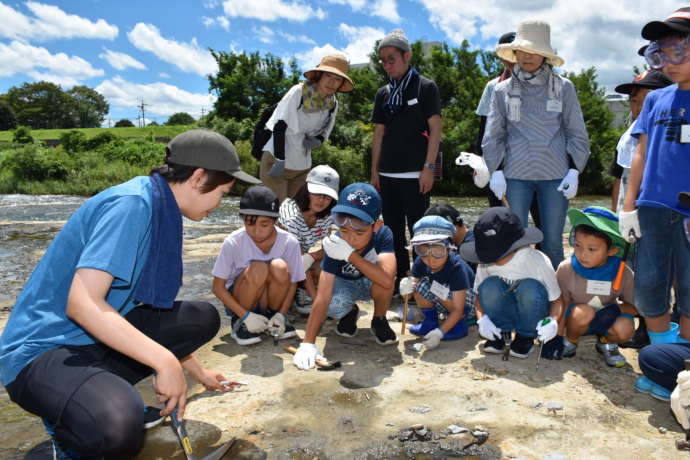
166;129;261;185
567;206;625;253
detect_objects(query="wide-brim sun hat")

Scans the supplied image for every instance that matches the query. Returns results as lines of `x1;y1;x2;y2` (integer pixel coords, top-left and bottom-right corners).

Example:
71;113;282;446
567;206;625;252
303;54;354;92
614;70;673;95
496;19;564;67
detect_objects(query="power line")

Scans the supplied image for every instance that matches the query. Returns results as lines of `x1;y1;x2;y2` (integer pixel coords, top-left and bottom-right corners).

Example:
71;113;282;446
137;99;150;127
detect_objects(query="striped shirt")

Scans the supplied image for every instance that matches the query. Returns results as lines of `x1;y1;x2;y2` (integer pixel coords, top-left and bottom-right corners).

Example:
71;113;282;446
278;198;333;253
482;75;590;180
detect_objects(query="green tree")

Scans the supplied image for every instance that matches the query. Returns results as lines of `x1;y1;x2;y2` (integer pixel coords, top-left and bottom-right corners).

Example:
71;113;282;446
0;99;17;130
165;112;196;125
114;119;135;128
66;86;109;128
6;81;75;129
12;126;34;144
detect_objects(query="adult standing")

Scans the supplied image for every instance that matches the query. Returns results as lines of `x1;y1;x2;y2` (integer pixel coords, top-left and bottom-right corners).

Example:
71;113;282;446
482;20;590;269
371;29;442;290
261;54;353;202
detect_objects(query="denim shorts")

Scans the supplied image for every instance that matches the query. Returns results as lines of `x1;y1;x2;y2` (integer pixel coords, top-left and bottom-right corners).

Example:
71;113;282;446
327;276;373;319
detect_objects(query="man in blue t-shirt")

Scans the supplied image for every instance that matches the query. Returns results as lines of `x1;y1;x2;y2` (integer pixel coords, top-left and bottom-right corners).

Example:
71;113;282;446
293;183;398;370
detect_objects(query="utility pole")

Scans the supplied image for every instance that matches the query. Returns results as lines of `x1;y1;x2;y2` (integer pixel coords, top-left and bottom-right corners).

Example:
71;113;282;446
201;107;206;119
137;100;150;127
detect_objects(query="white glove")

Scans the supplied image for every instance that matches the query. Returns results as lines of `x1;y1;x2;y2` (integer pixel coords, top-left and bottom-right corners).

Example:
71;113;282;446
671;370;690;430
322;234;355;261
477;315;501;340
455;152;490;188
423;328;444;350
302;253;315;271
489;171;506;201
619;209;642;242
399;276;418;297
242;312;269;333
557;169;579;200
293;342;325;370
536;316;558;343
267;312;286;337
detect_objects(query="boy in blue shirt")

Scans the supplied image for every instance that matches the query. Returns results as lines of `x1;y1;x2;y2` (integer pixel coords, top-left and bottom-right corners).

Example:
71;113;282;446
398;215;474;350
0;130;260;459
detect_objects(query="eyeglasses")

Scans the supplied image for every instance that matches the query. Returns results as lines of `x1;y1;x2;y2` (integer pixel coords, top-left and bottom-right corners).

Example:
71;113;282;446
333;212;371;231
645;37;690;69
378;55;399;66
413;243;449;259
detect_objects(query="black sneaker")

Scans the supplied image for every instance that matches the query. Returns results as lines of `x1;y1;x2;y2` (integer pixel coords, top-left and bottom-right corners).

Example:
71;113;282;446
483;338;505;354
231;315;262;346
336;305;359;337
509;334;534;358
143;406;164;429
371;316;398;345
276;314;297;340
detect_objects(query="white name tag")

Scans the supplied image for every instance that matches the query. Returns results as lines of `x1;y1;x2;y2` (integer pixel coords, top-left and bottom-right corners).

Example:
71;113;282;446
407;98;418;106
546;99;562;112
681;125;690;143
430;280;450;300
586;280;611;296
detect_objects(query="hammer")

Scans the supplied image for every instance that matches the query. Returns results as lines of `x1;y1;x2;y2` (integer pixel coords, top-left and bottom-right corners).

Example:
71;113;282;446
283;345;342;371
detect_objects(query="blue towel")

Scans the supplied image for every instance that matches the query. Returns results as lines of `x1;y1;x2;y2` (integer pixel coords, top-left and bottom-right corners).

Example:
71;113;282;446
134;173;183;309
571;254;620;282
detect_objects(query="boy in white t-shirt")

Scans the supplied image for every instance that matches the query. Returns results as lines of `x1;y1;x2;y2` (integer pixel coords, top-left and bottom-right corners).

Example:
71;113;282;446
460;207;564;359
212;186;305;345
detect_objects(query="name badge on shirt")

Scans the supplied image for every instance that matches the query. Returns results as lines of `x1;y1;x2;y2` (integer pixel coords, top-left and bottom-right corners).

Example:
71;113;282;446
586;280;611;296
407;98;419;106
546;99;562;112
681;125;690;143
430;280;450;300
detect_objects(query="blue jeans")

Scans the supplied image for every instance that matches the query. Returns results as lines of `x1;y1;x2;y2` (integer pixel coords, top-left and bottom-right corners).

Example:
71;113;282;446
506;179;567;269
639;343;690;391
478;276;549;338
635;206;690;318
327;276;373;319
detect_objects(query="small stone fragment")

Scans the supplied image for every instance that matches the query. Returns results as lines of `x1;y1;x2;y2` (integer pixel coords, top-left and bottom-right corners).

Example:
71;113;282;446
447;424;468;434
470;406;488;412
409;424;424;431
408;405;431;414
413;343;424;352
659;427;668;434
398;430;413;442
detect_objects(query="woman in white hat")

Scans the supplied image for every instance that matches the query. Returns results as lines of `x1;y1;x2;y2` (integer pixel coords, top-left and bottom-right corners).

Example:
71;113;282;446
482;19;590;270
279;165;339;313
260;55;353;202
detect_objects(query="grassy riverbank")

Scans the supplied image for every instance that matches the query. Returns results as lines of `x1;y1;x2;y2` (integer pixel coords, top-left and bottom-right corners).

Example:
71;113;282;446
0;125;191;144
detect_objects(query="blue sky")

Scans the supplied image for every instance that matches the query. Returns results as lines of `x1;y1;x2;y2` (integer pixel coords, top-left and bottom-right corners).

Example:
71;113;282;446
0;1;682;125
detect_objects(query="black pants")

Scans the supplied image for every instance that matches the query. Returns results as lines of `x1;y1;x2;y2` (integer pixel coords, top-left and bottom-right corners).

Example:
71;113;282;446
5;301;220;459
379;175;430;281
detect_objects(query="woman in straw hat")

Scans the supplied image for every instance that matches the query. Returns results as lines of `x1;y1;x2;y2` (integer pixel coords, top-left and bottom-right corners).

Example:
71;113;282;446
482;19;590;270
260;54;353;202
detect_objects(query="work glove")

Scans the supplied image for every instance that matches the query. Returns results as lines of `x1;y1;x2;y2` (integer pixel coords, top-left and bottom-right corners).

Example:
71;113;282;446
268;158;285;178
293;343;325;370
489;170;507;201
322;234;355;261
557;169;579;199
477;315;501;340
540;335;564;360
302;253;315;271
399;276;418;297
423;328;444;350
242;311;269;334
672;370;690;430
455;152;490;188
536;316;558;343
267;311;286;337
619;209;642;243
303;136;322;150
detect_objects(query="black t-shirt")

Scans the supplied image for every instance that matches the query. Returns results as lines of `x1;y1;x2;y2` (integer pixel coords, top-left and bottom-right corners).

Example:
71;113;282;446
608;154;623;179
371;75;441;173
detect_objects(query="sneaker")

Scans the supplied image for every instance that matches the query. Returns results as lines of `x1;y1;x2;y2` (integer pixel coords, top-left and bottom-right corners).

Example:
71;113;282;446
336;305;359;337
371;316;398;345
635;376;672;401
595;341;627;368
43;419;101;459
509;334;534;358
278;316;297;340
483;337;505;354
231;315;262;346
293;287;313;315
143;406;164;429
563;339;578;358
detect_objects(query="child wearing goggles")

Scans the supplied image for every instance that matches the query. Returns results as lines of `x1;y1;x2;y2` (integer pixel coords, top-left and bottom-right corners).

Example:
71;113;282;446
398;216;475;350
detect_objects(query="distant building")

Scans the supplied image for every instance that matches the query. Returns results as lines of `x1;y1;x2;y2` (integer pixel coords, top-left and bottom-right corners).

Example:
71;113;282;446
605;94;629;129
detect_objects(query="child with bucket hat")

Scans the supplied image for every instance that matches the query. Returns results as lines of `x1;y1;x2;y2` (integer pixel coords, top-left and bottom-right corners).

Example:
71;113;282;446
482;19;590;270
259;54;353;202
556;206;638;368
460;207;564;360
397;215;475;350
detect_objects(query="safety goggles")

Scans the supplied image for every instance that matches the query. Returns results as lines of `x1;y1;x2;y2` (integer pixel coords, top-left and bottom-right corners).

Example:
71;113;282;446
413;242;450;259
644;37;690;69
332;212;372;231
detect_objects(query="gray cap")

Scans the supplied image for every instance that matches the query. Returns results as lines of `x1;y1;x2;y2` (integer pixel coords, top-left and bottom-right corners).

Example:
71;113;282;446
166;129;261;185
306;165;339;200
378;29;411;53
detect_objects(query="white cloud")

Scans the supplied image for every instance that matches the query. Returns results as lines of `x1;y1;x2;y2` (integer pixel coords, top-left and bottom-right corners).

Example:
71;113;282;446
221;0;326;22
127;23;218;76
0;40;104;85
99;48;146;71
202;15;230;31
253;25;316;45
0;1;118;41
416;0;681;87
327;0;400;22
296;24;383;68
159;72;171;79
95;76;217;117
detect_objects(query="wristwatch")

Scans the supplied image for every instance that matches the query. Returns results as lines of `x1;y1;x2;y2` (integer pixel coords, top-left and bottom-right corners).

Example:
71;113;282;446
423;162;435;169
